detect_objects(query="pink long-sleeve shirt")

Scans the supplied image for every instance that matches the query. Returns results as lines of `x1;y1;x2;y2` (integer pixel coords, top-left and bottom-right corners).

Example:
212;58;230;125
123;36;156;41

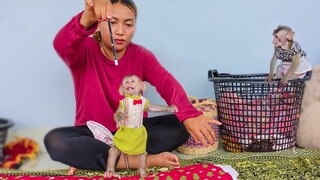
53;12;201;132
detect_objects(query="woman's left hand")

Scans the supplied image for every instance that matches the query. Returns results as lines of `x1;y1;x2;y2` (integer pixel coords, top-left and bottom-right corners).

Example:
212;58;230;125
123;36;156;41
183;115;221;147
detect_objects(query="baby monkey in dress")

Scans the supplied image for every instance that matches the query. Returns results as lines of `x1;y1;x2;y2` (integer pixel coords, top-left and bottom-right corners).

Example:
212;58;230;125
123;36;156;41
105;74;178;178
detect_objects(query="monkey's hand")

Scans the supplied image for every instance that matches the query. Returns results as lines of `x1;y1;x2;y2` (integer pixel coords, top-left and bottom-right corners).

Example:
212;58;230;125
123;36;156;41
265;74;275;84
280;76;289;87
114;112;127;128
168;105;178;113
116;120;126;129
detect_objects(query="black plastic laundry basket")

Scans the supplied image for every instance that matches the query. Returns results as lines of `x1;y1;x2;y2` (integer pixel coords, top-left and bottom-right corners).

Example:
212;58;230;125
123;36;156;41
208;70;309;152
0;118;13;164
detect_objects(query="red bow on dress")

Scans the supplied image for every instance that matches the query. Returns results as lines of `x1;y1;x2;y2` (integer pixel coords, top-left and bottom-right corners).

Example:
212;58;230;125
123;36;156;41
133;99;142;105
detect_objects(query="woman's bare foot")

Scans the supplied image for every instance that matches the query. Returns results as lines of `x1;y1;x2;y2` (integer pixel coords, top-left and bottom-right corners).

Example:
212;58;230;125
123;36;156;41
68;166;77;175
117;152;180;170
147;152;180;168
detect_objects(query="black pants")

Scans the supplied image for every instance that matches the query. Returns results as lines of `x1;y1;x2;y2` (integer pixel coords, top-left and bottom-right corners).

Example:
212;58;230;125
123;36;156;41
43;114;189;171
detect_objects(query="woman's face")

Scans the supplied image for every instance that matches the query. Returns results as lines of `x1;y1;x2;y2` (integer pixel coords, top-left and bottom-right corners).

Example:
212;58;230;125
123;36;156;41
100;2;136;52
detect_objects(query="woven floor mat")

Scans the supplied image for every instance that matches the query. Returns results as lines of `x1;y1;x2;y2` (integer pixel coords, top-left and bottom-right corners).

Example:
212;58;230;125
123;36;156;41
179;147;320;179
0;147;319;179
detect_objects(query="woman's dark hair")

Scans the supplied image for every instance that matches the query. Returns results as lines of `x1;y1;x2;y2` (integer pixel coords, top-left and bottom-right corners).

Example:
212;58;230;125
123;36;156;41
93;0;137;43
111;0;137;18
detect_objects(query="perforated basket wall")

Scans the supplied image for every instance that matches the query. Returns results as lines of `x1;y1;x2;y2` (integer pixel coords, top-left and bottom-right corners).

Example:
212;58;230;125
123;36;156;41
208;71;308;152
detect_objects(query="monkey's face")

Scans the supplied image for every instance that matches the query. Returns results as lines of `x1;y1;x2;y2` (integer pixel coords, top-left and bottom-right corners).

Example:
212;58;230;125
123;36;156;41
273;29;289;48
121;76;141;96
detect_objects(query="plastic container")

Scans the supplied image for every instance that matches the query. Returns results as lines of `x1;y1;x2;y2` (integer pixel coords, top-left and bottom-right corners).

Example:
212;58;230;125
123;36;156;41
208;70;309;152
0;118;14;164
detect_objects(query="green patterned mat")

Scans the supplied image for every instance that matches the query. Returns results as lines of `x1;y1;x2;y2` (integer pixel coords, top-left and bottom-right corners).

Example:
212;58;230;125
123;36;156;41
179;147;320;179
1;147;320;179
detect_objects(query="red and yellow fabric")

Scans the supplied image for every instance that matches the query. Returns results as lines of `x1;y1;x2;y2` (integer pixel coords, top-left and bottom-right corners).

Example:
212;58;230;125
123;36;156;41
0;136;39;169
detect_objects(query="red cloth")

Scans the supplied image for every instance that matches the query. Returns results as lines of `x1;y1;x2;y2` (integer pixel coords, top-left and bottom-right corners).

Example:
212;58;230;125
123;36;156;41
0;163;233;180
53;12;201;132
0;137;39;169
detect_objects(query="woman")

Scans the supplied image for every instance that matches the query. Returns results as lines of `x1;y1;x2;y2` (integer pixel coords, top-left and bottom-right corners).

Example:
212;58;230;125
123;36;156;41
44;0;221;173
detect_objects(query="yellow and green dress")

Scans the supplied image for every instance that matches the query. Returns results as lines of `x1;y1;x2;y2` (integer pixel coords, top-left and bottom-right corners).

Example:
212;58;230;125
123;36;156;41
113;94;149;155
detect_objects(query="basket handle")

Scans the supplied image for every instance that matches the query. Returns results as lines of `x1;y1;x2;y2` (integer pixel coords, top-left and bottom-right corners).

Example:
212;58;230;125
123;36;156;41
208;69;231;79
188;96;216;112
188;96;200;106
208;69;219;78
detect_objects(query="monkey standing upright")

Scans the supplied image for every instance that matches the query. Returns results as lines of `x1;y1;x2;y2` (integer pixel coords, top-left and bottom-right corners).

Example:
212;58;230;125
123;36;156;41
266;25;312;86
105;74;178;178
